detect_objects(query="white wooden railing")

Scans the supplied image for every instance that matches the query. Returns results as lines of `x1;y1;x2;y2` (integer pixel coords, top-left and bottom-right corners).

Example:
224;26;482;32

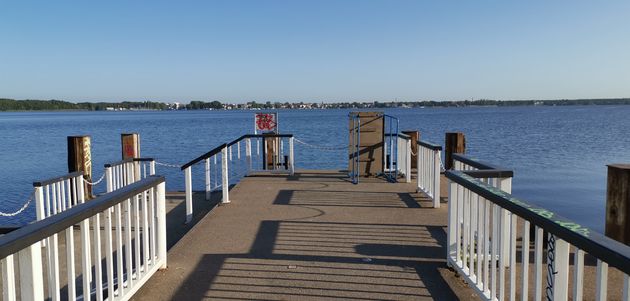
180;134;294;223
3;176;167;301
446;155;630;301
105;158;156;193
416;140;442;208
384;133;412;183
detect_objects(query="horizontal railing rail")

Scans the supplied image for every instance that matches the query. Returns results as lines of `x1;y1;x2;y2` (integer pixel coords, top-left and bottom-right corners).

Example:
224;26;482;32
452;153;501;171
179;133;294;223
384;132;411;140
0;176;167;300
417;140;442;151
33;171;84;187
416;139;442;208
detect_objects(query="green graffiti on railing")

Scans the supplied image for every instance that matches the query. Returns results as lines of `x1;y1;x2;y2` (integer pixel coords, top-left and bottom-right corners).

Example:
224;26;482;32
456;171;591;238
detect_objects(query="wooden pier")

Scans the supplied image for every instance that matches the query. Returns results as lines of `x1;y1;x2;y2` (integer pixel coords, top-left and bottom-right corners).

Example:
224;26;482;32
133;170;472;300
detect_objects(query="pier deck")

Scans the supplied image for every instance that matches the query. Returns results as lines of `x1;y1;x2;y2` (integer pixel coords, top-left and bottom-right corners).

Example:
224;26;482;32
133;170;472;300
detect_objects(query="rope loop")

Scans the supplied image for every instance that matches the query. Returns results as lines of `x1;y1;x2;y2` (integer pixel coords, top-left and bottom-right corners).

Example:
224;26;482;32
0;191;34;217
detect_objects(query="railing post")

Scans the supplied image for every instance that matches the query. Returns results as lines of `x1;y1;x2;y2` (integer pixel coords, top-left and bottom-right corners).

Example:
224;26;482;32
416;145;421;192
246;138;252;175
289;137;295;175
150;160;156;175
205;158;211;201
157;181;167;269
105;166;113;193
405;138;411;183
222;146;230;204
184;166;193;224
18;242;44;301
447;179;457;263
433;150;441;208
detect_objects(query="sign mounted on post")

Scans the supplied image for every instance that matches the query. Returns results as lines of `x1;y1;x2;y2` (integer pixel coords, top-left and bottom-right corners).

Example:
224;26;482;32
255;112;278;134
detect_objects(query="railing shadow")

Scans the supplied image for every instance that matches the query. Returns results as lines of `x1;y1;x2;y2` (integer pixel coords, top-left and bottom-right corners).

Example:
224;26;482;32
170;220;459;300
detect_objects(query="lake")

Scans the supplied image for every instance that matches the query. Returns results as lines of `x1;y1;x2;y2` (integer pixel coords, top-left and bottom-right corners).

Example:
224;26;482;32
1;106;629;232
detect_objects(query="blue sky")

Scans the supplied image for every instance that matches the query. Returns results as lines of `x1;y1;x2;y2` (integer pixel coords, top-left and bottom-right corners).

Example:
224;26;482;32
1;1;629;102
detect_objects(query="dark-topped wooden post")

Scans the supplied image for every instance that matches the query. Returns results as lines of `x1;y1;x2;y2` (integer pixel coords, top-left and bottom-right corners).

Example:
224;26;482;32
445;132;466;170
121;133;140;159
605;164;630;244
402;130;419;169
68;135;92;199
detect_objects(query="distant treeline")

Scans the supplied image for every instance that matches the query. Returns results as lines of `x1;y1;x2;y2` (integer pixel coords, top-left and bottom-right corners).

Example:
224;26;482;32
1;97;630;111
0;98;167;111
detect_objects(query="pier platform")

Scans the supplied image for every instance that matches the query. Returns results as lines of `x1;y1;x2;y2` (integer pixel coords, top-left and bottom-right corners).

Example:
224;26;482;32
133;170;473;300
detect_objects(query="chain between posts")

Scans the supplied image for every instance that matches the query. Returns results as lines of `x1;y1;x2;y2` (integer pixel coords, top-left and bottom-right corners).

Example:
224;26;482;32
154;161;182;168
0;191;34;217
294;138;346;151
83;172;106;186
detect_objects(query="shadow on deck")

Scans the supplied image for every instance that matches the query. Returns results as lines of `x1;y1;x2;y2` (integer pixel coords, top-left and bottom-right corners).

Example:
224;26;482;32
133;170;473;301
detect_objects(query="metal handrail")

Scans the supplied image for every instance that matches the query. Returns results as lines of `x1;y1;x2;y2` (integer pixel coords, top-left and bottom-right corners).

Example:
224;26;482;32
181;133;293;170
0;176;165;259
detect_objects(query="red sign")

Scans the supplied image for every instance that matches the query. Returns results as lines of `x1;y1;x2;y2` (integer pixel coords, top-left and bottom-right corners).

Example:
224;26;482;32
255;113;277;133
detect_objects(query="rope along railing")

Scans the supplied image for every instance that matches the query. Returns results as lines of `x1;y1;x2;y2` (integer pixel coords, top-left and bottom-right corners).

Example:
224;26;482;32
179;133;294;224
83;173;106;186
0;192;34;217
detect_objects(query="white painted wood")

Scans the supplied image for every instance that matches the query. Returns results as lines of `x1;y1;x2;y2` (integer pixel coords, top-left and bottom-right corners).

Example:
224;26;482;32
289;137;295;176
149;187;156;266
93;213;103;301
498;206;505;301
205;158;211;201
150;160;156;175
142;190;150;268
246;138;252;174
491;204;498;300
237;140;241;159
595;260;608;301
553;238;570;301
104;204;114;300
115;203;124;296
222;147;230;204
476;193;482;286
134;194;141;280
106;167;113;193
405;139;411;183
184;166;193;224
534;226;543;301
19;242;45;301
509;214;517;301
447;180;457;260
124;198;133;289
66;225;76;300
521;220;530;301
483;198;490;294
573;248;584;301
157;182;167;269
433;150;441;208
1;255;16;301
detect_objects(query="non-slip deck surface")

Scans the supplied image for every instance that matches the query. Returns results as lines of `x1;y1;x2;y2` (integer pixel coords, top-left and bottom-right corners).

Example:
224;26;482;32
133;170;473;301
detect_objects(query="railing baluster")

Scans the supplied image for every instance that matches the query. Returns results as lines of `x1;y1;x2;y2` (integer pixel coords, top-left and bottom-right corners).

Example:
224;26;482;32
205;158;211;201
595;260;608;301
66;224;76;300
553;238;570;301
18;242;45;300
142;190;150;269
491;204;498;300
483;197;490;295
1;255;16;301
184;166;193;224
521;220;530;301
623;274;630;301
134;194;141;279
124;197;133;289
104;202;114;300
573;248;584;301
222;147;230;204
534;226;543;301
157;182;167;269
93;212;103;301
509;214;517;301
475;193;482;287
447;180;458;261
115;203;124;296
462;187;469;272
149;187;156;265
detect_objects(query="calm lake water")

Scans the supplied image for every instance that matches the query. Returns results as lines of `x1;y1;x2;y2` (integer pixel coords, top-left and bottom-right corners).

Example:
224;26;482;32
1;106;629;232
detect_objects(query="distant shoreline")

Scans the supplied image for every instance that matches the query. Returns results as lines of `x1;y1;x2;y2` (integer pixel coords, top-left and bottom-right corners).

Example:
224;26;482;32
1;97;630;111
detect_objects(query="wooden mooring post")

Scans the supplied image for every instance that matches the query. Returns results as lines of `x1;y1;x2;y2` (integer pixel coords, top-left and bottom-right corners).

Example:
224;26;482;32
605;164;630;244
67;135;92;199
445;132;466;170
402;130;419;169
122;133;141;181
